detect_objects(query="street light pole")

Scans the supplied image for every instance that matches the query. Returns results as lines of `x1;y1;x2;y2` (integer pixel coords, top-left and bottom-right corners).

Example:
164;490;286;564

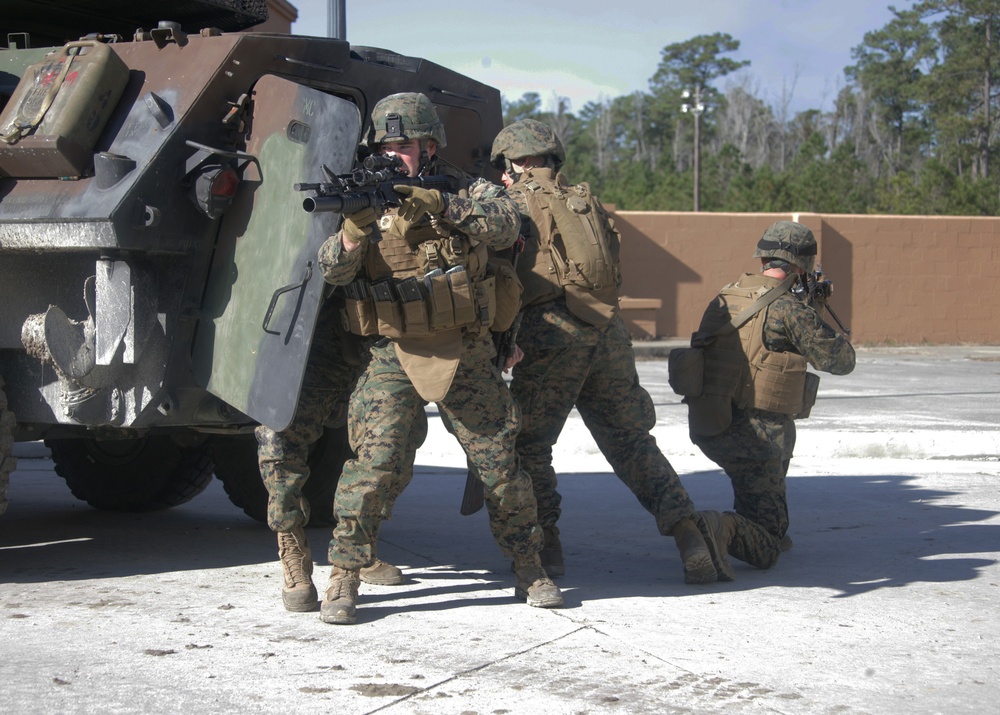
328;0;346;40
681;86;705;212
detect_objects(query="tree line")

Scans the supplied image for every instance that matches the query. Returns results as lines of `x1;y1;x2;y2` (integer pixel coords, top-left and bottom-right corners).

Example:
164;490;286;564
502;0;1000;215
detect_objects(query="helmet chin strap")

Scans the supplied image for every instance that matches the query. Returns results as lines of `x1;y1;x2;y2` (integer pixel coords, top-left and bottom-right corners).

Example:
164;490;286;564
417;139;432;176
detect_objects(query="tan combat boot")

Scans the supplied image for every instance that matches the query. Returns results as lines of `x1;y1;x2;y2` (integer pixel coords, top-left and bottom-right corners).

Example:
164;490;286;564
672;516;718;584
539;526;565;578
360;558;404;586
698;510;737;581
319;567;361;625
512;553;564;608
277;527;317;612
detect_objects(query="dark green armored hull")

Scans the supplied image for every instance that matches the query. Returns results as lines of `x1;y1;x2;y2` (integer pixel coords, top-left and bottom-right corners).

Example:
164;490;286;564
0;6;502;517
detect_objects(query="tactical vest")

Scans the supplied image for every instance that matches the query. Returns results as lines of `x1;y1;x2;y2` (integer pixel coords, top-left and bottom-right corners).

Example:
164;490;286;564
510;168;622;326
340;166;513;340
703;274;809;415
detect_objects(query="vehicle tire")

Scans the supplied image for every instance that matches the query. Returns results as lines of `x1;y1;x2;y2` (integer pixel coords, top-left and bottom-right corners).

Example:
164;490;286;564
210;435;268;524
0;377;16;516
211;425;351;527
46;435;214;512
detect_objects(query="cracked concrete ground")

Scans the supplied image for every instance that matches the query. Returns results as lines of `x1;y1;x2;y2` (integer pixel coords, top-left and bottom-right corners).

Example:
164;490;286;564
1;345;998;714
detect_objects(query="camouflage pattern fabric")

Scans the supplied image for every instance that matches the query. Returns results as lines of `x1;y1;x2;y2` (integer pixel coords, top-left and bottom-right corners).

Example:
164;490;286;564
691;279;856;568
754;220;817;273
368;92;447;147
490;118;565;169
694;408;792;569
437;177;519;232
328;334;542;568
511;297;697;535
256;300;362;532
319;170;540;569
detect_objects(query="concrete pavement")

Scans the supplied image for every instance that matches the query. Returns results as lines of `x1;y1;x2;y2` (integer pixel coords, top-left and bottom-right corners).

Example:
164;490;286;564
1;345;998;714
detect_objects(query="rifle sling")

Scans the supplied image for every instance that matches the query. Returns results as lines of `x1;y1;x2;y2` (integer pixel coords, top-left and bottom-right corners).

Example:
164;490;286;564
709;274;797;339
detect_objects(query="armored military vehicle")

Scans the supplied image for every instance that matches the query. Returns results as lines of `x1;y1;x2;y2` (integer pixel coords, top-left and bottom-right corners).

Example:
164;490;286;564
0;0;503;522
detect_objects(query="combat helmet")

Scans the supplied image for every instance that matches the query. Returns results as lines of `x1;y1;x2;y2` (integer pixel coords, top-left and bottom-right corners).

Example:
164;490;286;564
368;92;447;148
490;119;566;171
754;220;817;273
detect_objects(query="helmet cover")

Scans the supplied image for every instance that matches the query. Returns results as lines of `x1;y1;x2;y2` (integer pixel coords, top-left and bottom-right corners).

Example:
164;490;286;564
754;220;817;272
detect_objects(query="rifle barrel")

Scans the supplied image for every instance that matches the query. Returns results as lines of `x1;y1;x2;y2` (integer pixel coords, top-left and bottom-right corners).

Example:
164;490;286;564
302;192;378;214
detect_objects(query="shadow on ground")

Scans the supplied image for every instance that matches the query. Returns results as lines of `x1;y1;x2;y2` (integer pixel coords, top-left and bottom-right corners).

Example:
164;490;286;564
2;464;997;606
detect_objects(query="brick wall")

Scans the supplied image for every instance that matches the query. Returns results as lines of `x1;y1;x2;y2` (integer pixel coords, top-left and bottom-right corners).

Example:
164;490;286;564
613;212;1000;345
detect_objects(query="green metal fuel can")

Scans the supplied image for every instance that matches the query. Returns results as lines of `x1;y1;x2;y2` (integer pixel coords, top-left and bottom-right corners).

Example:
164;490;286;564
0;40;129;178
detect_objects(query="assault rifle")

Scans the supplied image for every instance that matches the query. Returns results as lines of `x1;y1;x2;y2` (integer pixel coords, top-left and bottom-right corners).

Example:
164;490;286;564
794;266;851;337
295;155;456;242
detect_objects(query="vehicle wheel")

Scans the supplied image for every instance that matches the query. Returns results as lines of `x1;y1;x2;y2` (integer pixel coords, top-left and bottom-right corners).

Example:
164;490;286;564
0;377;15;516
210;435;268;524
211;426;350;527
46;435;214;512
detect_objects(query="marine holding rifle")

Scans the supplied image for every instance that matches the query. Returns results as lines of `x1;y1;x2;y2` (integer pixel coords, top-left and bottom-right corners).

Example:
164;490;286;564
490;119;730;585
679;221;856;575
315;93;562;625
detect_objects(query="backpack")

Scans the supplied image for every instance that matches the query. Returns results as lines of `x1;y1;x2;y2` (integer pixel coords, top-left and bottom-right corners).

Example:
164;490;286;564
513;168;622;325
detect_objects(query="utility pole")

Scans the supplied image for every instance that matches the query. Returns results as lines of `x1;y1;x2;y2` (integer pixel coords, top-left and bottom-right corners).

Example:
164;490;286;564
681;86;705;212
328;0;346;40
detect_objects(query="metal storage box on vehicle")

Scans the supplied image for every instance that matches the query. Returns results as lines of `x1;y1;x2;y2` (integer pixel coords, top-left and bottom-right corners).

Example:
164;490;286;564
0;40;129;178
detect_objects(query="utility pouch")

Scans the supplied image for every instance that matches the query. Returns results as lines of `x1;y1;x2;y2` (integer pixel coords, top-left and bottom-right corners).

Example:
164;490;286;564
447;267;476;326
401;300;430;337
477;275;497;331
397;277;431;337
343;297;377;336
687;394;734;437
488;259;522;332
428;273;456;329
796;372;821;419
668;347;705;397
372;279;404;338
750;350;807;415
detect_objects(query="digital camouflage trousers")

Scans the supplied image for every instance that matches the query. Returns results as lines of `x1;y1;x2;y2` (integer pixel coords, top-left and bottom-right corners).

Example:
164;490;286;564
691;406;792;569
328;333;542;569
255;303;361;532
511;306;696;536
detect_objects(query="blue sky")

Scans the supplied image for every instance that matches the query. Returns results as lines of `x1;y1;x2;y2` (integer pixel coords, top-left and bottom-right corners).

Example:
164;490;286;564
289;1;903;115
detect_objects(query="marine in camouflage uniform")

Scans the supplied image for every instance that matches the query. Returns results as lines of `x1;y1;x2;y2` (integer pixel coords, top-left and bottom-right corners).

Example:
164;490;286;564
255;298;417;613
491;119;729;585
315;94;561;625
689;221;856;574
